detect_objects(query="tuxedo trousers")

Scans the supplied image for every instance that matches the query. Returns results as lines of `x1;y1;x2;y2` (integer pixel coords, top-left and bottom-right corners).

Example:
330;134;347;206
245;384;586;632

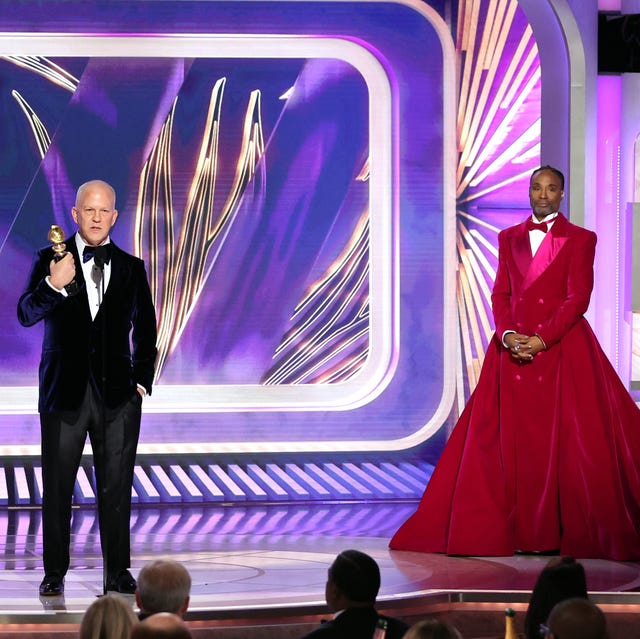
40;383;141;579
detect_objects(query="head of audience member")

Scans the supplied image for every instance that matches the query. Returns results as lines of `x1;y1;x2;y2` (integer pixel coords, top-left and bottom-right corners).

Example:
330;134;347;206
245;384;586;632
135;559;191;618
131;612;192;639
79;593;138;639
325;549;381;613
402;619;463;639
542;598;606;639
524;556;588;639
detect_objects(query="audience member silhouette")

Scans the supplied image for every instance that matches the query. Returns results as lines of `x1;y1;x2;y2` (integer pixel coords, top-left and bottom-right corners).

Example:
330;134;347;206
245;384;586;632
300;549;408;639
525;556;588;639
131;612;192;639
402;619;463;639
541;598;606;639
79;593;138;639
136;559;191;619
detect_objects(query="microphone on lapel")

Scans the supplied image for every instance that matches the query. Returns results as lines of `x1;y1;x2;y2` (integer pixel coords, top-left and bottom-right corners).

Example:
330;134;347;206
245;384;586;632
91;263;102;288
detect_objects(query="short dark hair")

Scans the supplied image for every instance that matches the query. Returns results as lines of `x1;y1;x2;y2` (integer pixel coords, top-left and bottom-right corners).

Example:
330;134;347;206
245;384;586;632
329;550;381;603
525;557;588;639
530;165;565;189
547;597;606;639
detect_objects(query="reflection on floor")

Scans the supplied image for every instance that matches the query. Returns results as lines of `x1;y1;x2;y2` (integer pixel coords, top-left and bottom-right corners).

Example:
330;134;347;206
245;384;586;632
0;502;639;637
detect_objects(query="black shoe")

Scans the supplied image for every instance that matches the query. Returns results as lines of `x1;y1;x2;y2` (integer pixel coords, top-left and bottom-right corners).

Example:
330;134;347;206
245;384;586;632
39;574;64;596
104;569;137;594
514;549;560;556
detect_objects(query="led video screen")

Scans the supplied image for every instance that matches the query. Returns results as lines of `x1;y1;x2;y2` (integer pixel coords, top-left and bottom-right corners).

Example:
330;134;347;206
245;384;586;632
0;2;456;453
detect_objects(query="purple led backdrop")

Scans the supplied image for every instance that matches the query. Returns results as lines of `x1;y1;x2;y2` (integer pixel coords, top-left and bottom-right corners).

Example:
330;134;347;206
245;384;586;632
0;0;542;453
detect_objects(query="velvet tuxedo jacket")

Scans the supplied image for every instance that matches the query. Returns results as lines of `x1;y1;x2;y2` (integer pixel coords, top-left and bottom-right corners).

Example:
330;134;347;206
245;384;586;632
18;234;157;413
491;212;597;349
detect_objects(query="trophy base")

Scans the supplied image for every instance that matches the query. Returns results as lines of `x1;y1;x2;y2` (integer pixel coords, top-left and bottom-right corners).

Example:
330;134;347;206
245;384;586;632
64;281;80;296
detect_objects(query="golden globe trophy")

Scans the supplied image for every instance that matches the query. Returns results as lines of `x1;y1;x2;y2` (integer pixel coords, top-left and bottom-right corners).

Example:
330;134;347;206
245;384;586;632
48;224;79;295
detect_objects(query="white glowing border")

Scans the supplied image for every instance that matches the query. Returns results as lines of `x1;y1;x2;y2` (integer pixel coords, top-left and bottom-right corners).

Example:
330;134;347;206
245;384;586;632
0;0;457;455
2;33;393;414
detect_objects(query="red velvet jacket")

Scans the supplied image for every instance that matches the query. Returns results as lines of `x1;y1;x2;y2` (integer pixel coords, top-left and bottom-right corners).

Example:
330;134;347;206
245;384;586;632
492;213;597;349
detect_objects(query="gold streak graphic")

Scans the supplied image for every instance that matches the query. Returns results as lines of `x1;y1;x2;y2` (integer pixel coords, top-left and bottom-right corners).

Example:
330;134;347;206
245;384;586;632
455;0;540;398
135;78;265;380
11;90;51;158
263;204;370;385
2;56;78;92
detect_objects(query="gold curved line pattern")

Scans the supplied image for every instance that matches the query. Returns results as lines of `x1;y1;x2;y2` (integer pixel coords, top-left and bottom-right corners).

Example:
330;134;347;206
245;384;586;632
269;269;369;380
456;0;540;400
11;90;51;159
7;55;266;384
8;4;539;395
1;55;78;92
268;315;369;385
135;99;177;378
262;206;370;385
355;157;370;182
135;78;266;380
318;349;368;384
293;213;369;314
267;0;540;391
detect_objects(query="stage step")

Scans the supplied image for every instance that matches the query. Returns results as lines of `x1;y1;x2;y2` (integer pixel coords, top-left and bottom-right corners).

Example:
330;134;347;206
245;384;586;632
0;460;433;507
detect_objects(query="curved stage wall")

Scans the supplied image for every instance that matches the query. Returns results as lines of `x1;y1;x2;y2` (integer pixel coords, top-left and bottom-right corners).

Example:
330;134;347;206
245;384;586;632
0;0;634;505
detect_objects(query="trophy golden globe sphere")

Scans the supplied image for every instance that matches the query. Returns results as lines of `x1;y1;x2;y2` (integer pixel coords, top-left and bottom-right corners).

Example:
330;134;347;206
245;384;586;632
46;224;78;295
48;225;67;257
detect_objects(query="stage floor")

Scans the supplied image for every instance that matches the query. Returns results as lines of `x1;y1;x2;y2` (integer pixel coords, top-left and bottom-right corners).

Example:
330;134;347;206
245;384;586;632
0;501;638;623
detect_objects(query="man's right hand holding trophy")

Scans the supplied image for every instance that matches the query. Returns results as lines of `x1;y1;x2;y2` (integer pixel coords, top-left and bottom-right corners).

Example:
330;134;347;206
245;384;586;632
47;224;79;295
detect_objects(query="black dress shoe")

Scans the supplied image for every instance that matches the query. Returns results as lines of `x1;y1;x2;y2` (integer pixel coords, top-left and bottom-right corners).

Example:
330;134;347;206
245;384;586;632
104;569;137;594
39;574;64;596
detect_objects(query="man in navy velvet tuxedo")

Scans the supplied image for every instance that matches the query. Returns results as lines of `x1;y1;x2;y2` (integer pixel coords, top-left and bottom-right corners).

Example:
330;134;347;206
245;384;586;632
18;180;157;597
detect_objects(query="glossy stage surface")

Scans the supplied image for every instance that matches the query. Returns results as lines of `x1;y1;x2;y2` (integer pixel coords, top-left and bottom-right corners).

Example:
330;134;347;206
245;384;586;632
0;502;639;637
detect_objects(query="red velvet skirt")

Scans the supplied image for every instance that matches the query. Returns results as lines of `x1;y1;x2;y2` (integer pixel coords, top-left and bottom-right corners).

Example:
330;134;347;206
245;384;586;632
390;322;640;560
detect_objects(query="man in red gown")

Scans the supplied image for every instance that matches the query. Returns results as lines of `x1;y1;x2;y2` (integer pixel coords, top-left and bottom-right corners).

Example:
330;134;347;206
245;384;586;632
390;166;640;560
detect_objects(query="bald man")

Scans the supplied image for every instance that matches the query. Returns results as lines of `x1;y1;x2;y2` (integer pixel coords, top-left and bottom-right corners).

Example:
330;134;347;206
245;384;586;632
18;180;157;596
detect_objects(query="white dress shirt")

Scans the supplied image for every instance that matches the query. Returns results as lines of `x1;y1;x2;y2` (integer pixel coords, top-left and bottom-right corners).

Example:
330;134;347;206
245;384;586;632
529;212;558;255
75;235;112;321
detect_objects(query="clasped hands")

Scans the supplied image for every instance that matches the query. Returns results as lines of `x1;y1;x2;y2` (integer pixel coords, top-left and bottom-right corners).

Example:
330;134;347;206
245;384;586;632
504;332;545;361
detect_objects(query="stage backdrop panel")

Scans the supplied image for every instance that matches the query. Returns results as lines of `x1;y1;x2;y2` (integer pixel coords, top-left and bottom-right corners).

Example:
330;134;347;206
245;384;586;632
0;1;457;454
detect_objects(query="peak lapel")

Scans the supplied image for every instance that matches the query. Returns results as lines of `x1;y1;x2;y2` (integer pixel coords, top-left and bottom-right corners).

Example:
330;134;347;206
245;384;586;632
521;213;569;291
511;222;533;279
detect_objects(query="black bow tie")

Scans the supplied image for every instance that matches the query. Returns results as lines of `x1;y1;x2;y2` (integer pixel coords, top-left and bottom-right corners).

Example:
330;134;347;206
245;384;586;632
83;244;111;265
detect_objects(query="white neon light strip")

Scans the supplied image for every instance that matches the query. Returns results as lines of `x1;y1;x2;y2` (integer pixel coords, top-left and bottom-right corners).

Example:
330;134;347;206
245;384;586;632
1;33;392;414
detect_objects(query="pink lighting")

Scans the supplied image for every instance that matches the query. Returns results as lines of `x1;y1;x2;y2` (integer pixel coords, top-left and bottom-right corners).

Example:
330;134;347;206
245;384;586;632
598;0;622;9
595;74;622;371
